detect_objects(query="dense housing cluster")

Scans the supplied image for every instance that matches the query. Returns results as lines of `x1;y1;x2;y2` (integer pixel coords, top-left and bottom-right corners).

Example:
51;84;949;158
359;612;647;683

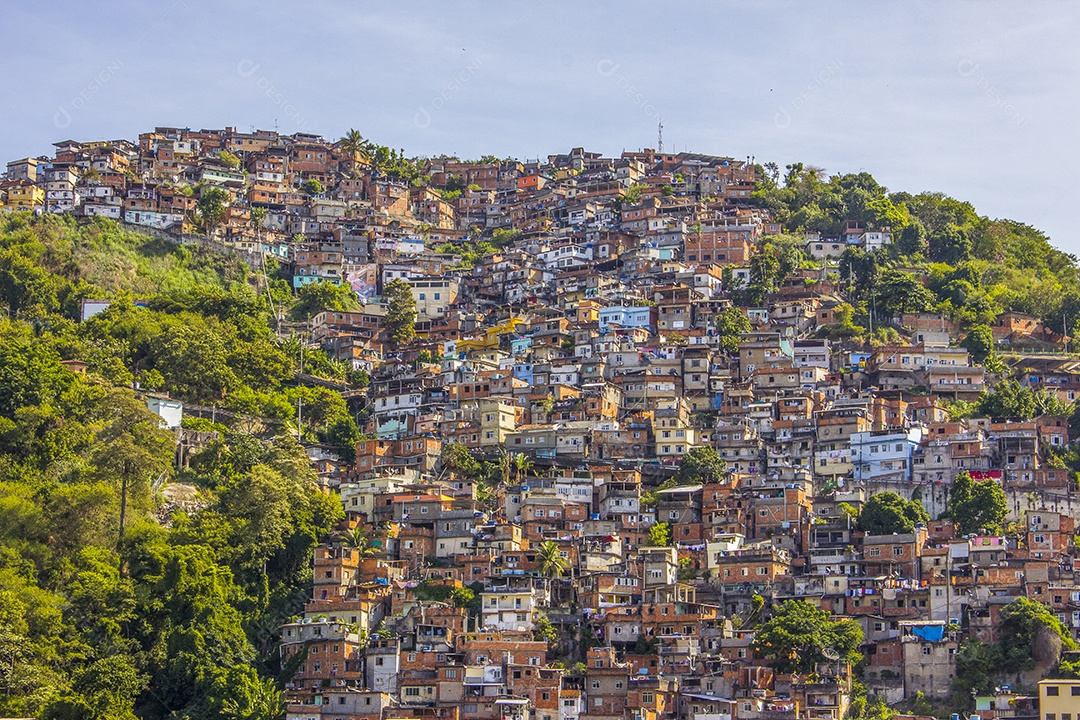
5;126;1080;720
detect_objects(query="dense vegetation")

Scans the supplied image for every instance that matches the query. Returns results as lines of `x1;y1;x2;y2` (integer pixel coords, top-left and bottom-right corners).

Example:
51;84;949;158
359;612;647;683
0;213;351;719
752;163;1080;339
954;598;1079;708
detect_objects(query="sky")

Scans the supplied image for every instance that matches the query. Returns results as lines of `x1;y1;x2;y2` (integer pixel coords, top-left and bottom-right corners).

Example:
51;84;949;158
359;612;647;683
1;1;1077;252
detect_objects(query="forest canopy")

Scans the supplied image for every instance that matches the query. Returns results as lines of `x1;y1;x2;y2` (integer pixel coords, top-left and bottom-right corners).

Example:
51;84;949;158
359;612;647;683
0;213;347;719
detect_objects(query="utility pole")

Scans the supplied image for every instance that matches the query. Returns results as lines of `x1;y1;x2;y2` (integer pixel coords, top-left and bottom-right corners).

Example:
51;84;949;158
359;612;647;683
297;338;304;443
946;548;951;625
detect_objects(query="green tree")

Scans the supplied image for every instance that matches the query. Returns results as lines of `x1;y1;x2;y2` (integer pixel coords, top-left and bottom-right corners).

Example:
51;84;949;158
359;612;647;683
383;278;417;349
748;246;780;300
997;597;1078;673
838;247;878;301
946;470;1007;535
325;416;361;463
961;324;997;366
339;128;370;175
441;442;480;479
512;452;534;483
857;491;929;535
148;321;238;402
715;307;751;355
196;186;230;235
300;179;324;196
773;238;805;286
536;540;568;603
532;610;559;645
340;527;377;558
974;379;1070;419
291;280;359;321
489;228;523;249
953;637;997;696
536;540;569;582
249;206;267;235
750;599;863;673
929;224;972;264
875;269;936;321
89;389;175;550
673;446;726;485
47;655;147;720
647;522;672;546
896;220;928;256
218;151;241;170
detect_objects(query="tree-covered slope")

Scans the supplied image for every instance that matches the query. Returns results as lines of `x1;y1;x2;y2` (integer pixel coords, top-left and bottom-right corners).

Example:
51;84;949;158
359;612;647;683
752;163;1080;336
0;213;348;720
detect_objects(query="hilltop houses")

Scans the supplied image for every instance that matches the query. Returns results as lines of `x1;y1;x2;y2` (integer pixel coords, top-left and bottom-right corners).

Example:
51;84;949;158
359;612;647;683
5;127;1080;720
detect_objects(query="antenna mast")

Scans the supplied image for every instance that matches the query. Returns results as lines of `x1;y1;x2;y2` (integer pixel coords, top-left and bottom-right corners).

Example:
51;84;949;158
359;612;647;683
657;119;664;154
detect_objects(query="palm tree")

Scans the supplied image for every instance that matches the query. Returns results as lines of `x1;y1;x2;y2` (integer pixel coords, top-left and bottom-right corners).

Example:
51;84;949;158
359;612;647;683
536;540;569;602
498;449;512;487
341;526;377;558
250;206;267;245
512;452;534;484
338;128;370;175
536;396;555;419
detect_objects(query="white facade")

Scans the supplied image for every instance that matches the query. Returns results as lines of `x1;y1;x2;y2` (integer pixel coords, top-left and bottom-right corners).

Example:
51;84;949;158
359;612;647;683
850;427;923;481
598;306;653;330
146;397;183;429
480;590;536;631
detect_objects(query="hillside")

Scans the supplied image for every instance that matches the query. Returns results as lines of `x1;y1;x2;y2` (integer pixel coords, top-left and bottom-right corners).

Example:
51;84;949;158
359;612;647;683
0;213;352;719
4;137;1080;720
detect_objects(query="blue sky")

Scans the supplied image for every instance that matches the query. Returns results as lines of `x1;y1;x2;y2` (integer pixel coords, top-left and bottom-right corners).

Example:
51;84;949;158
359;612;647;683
2;1;1077;252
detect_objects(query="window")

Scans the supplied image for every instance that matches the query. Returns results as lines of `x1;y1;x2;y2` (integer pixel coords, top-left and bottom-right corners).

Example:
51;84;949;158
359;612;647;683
922;647;931;655
893;546;904;556
1073;686;1080;696
641;691;655;703
1047;686;1059;696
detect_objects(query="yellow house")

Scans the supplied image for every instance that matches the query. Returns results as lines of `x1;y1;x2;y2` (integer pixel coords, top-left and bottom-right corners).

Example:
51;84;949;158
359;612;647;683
1038;678;1080;720
576;299;601;324
6;184;44;211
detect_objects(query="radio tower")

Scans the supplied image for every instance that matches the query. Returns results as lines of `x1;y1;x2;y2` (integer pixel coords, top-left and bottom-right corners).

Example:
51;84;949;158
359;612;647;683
657;118;664;154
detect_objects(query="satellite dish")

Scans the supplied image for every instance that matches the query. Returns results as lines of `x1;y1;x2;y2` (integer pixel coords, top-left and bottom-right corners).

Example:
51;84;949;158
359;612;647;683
821;647;840;661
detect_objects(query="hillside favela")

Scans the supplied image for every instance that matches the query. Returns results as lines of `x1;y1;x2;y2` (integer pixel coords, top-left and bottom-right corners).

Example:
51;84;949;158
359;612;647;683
7;124;1080;720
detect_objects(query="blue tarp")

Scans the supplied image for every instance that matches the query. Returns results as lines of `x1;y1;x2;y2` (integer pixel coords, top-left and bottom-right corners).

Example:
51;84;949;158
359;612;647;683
911;624;945;642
